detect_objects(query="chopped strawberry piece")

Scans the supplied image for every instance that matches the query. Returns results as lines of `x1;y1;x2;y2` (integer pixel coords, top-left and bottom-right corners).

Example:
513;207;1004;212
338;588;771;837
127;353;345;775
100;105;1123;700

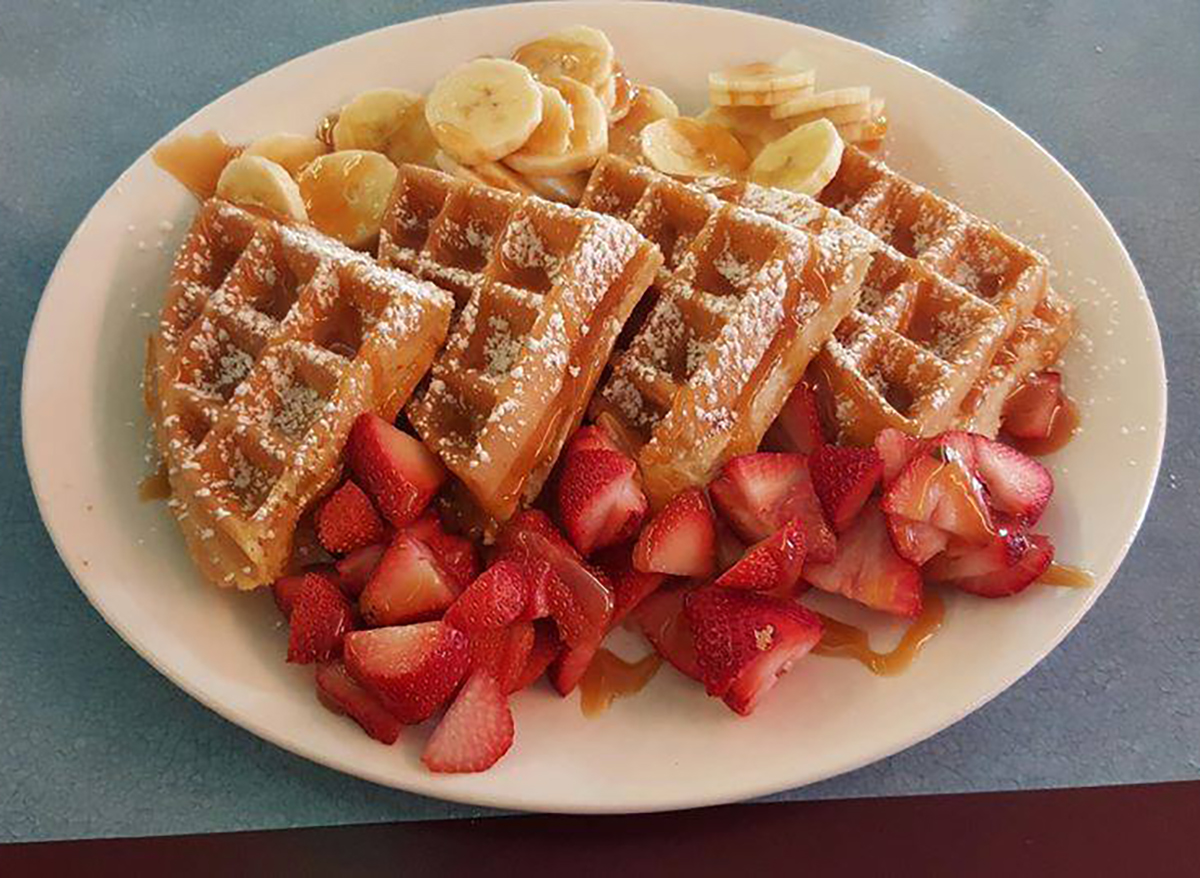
272;568;328;618
315;660;403;745
422;671;514;773
805;499;923;617
764;382;826;454
708;453;836;561
715;517;807;592
881;432;994;546
875;428;927;486
885;516;949;566
633;487;716;577
684;587;823;715
344;621;470;724
509;621;562;691
287;573;355;664
565;425;623;455
629;588;701;680
549;632;604;696
927;529;1055;598
594;544;666;627
467;621;535;694
332;543;386;598
714;518;747;574
358;535;460;626
346;414;445;527
1002;371;1063;439
315;480;386;555
493;511;565;621
810;444;884;532
556;447;648;556
444;561;528;632
401;509;480;589
971;435;1054;525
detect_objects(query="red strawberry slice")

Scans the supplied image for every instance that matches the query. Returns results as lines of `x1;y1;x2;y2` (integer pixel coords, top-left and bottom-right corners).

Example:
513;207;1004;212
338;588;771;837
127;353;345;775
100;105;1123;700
315;480;386;555
315;660;403;745
332;543;386;598
467;622;535;694
881;432;994;546
926;529;1055;598
421;671;514;773
344;621;470;724
493;511;567;621
594;544;666;627
509;621;562;691
444;561;528;632
358;535;460;627
402;510;480;589
549;631;604;696
287;573;355;664
630;588;702;680
556;447;648;556
633;487;716;577
566;424;623;455
715;517;807;592
885;516;949;566
804;499;923;617
708;453;836;561
684;587;823;715
1002;371;1063;439
346;413;445;527
764;381;826;454
875;428;927;486
810;444;884;532
272;568;330;618
971;435;1054;525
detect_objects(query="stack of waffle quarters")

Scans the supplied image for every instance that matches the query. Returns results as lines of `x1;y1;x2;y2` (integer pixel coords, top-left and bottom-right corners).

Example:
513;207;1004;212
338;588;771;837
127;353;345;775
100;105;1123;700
580;156;878;508
145;201;453;589
379;165;662;531
694;145;1074;446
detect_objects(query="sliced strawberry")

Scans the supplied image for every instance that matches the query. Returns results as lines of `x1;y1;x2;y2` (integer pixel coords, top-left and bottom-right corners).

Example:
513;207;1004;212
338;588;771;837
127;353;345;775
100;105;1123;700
556;447;648;556
332;543;386;599
315;480;386;555
630;588;702;680
708;453;836;561
971;435;1054;525
287;573;355;664
927;530;1054;598
358;535;460;626
805;499;923;617
346;413;445;527
509;621;562;691
1002;371;1063;439
344;621;470;724
715;517;807;592
684;587;823;715
764;381;826;454
272;568;331;619
444;561;528;632
885;516;949;566
810;444;884;533
633;487;716;577
594;544;666;627
402;509;480;589
467;621;535;694
421;671;514;773
565;424;623;455
549;631;604;696
493;511;564;621
875;428;927;486
315;660;403;745
881;432;994;546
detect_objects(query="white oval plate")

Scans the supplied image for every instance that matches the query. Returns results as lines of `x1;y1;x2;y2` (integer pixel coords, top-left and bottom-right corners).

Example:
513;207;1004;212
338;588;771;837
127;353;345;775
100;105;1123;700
22;1;1165;813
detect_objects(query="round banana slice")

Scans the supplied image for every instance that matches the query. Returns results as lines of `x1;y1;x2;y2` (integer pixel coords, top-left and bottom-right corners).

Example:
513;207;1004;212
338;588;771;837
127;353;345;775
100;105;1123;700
510;84;573;159
244;133;328;178
774;48;811;72
297;150;398;249
609;84;679;159
699;106;795;158
435;150;535;196
596;74;618;116
512;25;615;90
606;66;634;123
503;75;606;177
708;62;816;107
641;117;750;178
780;97;879;129
770;86;872;120
332;88;439;167
425;58;544;165
748;118;844;196
519;170;588;204
216;155;308;222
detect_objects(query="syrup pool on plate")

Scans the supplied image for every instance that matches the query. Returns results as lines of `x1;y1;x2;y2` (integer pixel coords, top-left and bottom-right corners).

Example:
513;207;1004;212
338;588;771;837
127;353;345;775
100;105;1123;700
578;648;662;716
812;590;945;676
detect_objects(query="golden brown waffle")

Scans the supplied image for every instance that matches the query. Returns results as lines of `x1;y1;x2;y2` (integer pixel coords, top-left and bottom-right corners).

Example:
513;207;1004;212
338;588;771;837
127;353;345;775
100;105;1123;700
580;156;876;507
147;200;453;589
383;164;662;527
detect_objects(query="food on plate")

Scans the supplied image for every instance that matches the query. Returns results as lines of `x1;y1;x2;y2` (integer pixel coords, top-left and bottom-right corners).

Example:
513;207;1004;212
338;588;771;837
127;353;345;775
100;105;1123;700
141;23;1083;774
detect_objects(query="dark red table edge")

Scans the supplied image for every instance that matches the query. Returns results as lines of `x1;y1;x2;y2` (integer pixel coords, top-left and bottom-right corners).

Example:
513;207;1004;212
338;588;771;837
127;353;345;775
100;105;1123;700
5;779;1196;875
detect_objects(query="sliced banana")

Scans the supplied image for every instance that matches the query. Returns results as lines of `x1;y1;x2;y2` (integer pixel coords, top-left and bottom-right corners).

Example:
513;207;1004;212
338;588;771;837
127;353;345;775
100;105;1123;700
640;117;750;178
519;170;588;204
606;66;634;123
699;105;795;158
780;97;882;128
512;25;615;89
509;84;573;160
316;112;339;149
216;155;308;222
774;48;811;72
771;86;872;120
838;114;889;144
609;84;679;159
708;62;816;107
244;133;328;179
748;118;844;196
425;58;544;165
503;75;606;176
297;150;398;249
332;88;439;167
435;150;535;196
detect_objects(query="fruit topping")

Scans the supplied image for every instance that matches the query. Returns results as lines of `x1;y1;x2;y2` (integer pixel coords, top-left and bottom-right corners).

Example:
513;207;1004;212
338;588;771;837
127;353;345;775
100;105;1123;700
1001;371;1063;439
346;413;446;528
809;444;883;532
315;480;387;555
358;535;461;626
444;561;529;632
632;487;716;577
926;529;1055;598
556;438;647;556
630;588;702;680
422;671;515;773
714;517;807;592
315;660;403;745
764;381;826;454
344;621;470;724
287;572;355;664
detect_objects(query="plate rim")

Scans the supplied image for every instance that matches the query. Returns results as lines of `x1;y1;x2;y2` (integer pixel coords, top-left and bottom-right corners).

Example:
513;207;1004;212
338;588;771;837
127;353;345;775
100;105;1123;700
21;0;1167;813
